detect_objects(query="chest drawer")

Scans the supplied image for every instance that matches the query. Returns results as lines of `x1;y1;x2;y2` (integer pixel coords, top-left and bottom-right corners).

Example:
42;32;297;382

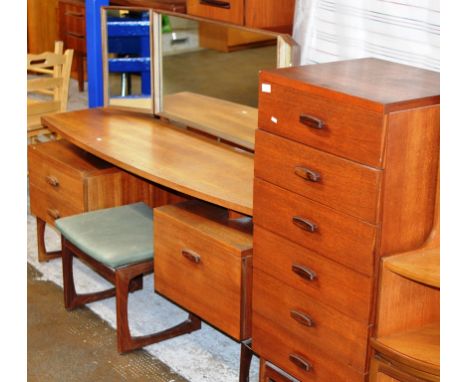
253;269;369;372
253;311;365;382
254;226;373;322
255;130;382;223
258;78;385;167
187;0;244;25
254;179;377;276
154;200;253;340
30;184;84;226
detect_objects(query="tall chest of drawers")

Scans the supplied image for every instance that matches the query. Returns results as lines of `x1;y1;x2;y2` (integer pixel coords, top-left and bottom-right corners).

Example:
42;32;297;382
252;58;440;381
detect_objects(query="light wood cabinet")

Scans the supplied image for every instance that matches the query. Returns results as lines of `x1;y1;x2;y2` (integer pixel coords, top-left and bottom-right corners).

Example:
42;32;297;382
27;0;59;54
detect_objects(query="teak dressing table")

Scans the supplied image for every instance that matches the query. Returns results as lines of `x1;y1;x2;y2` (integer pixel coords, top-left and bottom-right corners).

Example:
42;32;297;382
30;58;439;381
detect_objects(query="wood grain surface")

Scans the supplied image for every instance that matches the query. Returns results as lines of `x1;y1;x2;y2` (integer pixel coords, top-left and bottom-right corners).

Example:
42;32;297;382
42;107;254;215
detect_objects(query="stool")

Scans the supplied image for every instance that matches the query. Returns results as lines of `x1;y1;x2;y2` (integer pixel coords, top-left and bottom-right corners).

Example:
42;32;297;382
55;202;201;353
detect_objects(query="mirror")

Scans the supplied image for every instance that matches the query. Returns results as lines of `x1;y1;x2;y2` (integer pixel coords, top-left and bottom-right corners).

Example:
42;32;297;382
152;11;299;150
102;7;153;113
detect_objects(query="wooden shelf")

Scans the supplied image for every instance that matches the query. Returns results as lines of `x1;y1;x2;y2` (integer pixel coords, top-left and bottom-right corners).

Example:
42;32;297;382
384;248;440;288
372;323;440;377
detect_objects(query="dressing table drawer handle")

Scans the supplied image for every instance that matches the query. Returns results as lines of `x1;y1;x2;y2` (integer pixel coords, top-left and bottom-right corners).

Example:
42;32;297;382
200;0;231;9
294;166;321;182
290;310;315;327
47;208;60;219
291;264;316;281
181;249;201;264
45;175;60;187
292;216;317;232
288;353;312;372
299;113;325;130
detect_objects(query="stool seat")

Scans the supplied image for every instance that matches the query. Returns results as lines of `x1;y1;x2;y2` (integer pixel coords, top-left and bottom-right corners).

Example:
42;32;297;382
56;203;153;268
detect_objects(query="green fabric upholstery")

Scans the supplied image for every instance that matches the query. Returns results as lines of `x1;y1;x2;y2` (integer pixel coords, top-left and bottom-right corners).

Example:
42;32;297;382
55;202;153;268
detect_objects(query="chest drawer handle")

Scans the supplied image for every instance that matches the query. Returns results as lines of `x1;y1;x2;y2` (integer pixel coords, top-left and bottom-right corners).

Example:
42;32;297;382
67;31;85;38
45;175;60;187
65;11;84;17
181;249;201;264
294;166;321;182
290;310;315;327
292;216;317;232
47;208;60;219
291;263;316;281
200;0;231;9
288;353;312;372
299;113;325;130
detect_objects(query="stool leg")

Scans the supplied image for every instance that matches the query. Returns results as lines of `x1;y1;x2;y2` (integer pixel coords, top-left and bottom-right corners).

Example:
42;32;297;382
36;217;61;262
239;339;254;382
115;263;202;353
62;237;116;310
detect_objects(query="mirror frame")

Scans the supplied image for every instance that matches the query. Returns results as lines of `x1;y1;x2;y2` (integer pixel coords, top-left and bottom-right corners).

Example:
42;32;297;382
152;10;300;116
101;6;155;114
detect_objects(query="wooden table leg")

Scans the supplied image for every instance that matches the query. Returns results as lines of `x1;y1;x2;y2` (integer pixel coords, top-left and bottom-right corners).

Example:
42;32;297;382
240;339;254;382
36;217;61;262
77;52;85;92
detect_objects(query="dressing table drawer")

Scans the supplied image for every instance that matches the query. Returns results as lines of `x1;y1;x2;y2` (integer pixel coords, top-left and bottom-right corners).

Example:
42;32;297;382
187;0;244;25
154;200;253;340
29;184;84;226
254;178;377;276
29;157;85;210
253;226;373;322
255;130;382;223
258;79;385;167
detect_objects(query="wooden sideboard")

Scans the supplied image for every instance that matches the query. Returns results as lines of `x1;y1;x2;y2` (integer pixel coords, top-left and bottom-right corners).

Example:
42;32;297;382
187;0;296;33
252;58;440;381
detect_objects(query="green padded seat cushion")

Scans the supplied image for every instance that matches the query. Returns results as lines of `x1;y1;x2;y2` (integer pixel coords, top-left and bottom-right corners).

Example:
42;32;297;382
55;202;153;268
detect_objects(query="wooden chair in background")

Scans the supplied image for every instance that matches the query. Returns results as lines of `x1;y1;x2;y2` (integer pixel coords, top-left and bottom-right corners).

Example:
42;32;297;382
27;41;73;143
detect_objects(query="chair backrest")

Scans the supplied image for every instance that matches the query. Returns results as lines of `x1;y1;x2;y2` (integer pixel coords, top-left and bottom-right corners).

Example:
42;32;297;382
27;41;74;116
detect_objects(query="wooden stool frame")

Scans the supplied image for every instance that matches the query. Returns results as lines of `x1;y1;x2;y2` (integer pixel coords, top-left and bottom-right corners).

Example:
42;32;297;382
61;236;202;353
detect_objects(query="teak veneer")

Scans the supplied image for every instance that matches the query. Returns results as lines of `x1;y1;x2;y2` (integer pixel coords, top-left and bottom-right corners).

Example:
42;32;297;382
42;107;254;215
252;58;439;381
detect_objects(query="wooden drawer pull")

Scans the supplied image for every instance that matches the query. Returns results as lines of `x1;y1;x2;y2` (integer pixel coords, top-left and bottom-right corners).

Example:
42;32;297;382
200;0;231;9
65;11;84;17
290;310;315;327
288;353;312;372
47;208;60;219
292;216;317;232
67;31;85;38
45;175;60;187
291;263;316;281
181;249;201;264
299;113;325;130
294;166;321;182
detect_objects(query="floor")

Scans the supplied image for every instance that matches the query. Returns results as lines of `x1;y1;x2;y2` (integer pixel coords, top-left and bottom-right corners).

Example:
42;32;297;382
28;264;188;382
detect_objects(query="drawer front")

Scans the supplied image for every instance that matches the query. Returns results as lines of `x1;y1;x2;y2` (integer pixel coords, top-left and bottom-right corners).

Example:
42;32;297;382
30;184;84;226
255;130;382;223
154;210;251;340
253;312;365;382
253;269;369;372
64;32;86;53
254;179;377;276
253;226;372;322
258;79;385;167
262;360;300;382
187;0;244;25
28;152;86;210
62;4;85;36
